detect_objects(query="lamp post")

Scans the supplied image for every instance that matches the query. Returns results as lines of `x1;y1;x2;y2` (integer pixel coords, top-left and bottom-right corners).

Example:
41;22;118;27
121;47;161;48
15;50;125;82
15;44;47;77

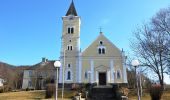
61;49;66;99
54;60;61;100
131;60;141;100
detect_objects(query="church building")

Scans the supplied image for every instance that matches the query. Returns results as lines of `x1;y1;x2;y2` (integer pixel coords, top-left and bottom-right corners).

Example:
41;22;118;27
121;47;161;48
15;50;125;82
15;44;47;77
59;1;128;86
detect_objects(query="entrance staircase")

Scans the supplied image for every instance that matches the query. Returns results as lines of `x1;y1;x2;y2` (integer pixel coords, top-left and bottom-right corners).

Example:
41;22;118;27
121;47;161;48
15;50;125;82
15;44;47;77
90;85;116;100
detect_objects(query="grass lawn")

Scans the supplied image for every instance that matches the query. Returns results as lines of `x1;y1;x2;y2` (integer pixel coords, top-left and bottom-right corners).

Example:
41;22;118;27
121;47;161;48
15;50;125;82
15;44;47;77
0;89;170;100
128;89;170;100
0;89;76;100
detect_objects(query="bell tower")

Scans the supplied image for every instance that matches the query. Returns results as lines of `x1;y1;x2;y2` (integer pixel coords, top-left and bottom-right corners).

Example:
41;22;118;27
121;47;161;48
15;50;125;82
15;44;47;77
59;1;81;83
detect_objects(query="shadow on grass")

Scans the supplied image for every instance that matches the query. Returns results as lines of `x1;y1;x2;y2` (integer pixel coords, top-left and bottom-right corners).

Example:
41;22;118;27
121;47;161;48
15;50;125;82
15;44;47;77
31;97;42;100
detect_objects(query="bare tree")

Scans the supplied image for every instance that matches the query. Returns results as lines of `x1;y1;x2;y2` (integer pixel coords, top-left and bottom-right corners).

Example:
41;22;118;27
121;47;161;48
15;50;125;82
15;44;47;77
13;72;23;89
131;7;170;87
30;68;56;90
151;7;170;75
126;56;152;89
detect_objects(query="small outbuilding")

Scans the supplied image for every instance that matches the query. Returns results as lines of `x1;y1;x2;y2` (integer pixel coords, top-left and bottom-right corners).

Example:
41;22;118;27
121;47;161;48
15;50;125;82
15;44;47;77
0;78;4;87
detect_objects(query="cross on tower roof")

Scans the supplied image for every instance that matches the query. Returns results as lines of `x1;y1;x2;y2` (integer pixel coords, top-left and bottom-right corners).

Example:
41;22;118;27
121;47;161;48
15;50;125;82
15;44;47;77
99;26;103;34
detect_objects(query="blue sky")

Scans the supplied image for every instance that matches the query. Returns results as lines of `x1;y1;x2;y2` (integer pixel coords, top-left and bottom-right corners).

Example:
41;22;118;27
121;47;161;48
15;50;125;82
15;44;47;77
1;0;170;65
0;0;170;83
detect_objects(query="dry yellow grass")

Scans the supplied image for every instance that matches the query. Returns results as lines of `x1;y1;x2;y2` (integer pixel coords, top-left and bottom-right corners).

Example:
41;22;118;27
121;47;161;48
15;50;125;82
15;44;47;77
0;89;170;100
0;90;74;100
128;90;170;100
0;90;45;100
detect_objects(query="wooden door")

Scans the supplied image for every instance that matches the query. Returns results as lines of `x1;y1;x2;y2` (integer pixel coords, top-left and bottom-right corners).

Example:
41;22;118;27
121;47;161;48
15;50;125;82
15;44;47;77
99;72;106;85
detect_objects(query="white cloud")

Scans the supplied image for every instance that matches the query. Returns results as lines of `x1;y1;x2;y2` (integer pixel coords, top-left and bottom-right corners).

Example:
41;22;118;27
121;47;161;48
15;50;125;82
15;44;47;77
101;18;111;25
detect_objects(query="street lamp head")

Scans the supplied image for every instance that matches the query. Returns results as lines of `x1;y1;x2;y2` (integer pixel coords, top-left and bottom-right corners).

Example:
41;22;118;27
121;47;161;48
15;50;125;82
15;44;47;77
54;60;61;68
131;59;140;67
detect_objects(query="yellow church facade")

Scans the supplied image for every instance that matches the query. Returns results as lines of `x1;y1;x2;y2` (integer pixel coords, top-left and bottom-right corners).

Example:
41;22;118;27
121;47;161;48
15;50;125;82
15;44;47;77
59;1;127;86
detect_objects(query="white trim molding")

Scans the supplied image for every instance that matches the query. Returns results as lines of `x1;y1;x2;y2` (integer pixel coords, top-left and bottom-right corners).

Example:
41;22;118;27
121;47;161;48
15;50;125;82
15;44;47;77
110;60;114;83
95;71;98;85
59;59;63;83
90;59;94;83
107;71;111;83
123;60;128;83
78;55;82;83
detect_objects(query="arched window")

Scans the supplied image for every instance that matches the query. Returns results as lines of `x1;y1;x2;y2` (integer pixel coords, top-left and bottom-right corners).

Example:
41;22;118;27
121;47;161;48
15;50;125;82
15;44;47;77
71;28;74;33
68;27;74;34
98;48;102;54
117;70;121;79
102;48;105;54
85;71;88;79
70;46;73;50
98;47;106;54
67;71;71;80
68;64;71;68
68;28;71;33
67;46;70;50
67;45;73;51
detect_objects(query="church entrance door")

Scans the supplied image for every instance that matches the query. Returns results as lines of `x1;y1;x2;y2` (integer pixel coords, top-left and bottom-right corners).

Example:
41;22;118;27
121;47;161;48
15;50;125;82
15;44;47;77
99;72;106;85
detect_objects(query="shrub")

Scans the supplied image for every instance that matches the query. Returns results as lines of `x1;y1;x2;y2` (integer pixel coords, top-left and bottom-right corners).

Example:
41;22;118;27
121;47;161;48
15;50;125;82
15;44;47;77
4;85;11;92
45;84;55;98
113;86;129;100
149;84;163;100
0;85;12;93
71;83;80;91
25;87;29;91
120;87;129;96
0;87;4;93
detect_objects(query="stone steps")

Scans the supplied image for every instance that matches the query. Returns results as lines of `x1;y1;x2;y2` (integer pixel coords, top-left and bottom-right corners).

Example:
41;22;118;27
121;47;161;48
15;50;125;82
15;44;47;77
90;85;116;100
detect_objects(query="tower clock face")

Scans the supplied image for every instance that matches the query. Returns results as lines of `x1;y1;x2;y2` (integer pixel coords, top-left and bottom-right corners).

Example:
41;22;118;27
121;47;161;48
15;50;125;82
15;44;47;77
68;15;74;20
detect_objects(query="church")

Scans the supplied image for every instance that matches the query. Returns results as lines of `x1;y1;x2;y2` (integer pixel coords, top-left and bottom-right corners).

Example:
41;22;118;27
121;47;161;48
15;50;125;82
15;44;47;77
22;1;128;89
58;1;127;86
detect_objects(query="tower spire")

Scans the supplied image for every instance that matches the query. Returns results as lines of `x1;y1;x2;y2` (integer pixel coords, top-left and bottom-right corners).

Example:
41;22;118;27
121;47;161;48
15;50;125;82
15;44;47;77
66;0;78;16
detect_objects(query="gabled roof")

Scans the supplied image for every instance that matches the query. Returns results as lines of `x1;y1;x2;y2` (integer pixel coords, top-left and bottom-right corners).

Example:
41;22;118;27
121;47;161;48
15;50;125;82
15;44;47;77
66;1;78;16
82;32;121;57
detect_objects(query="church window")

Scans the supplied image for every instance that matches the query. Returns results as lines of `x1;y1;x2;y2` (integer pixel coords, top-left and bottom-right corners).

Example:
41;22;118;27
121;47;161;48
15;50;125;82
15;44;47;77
70;46;73;50
68;28;71;33
98;48;102;54
68;64;71;68
68;27;74;34
85;71;88;79
67;46;70;50
99;41;103;45
117;70;121;79
98;47;106;54
102;48;105;54
67;71;71;80
71;28;74;33
67;45;73;51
